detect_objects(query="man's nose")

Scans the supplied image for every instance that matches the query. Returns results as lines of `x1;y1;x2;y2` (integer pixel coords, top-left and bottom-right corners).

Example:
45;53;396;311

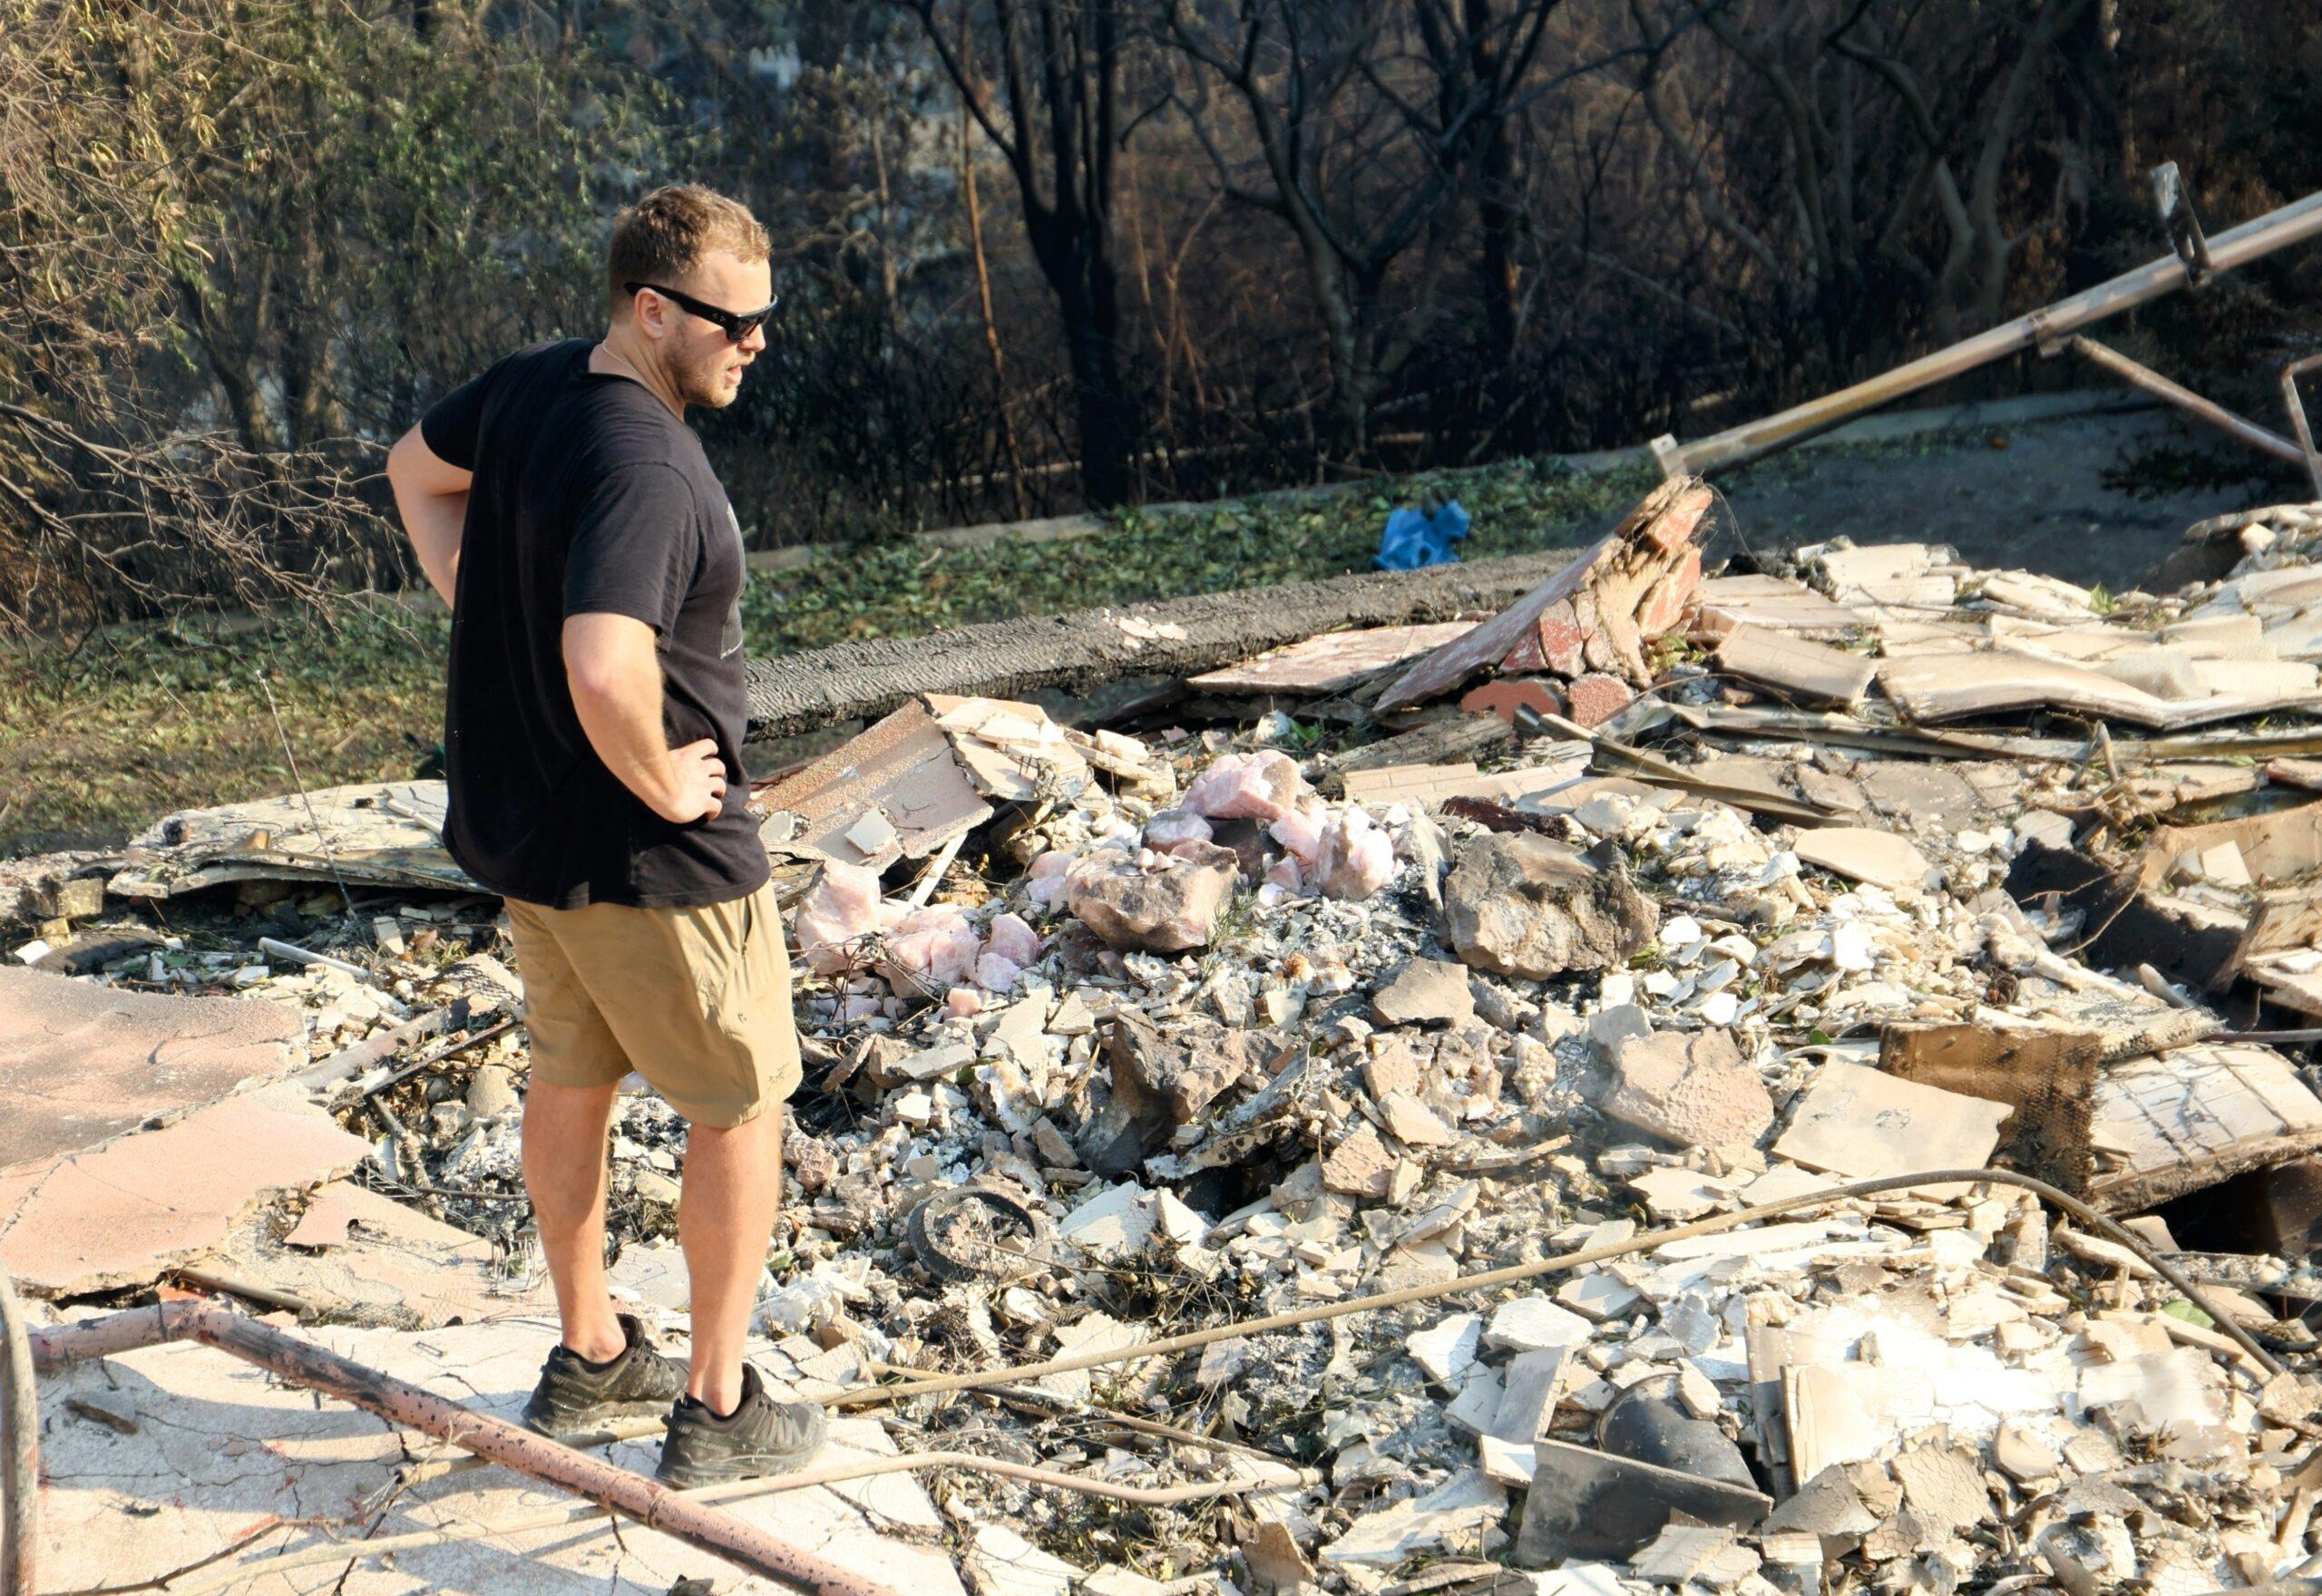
740;323;768;355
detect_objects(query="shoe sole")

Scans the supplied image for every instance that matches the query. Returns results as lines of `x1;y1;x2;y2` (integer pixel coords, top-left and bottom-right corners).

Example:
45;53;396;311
522;1394;679;1442
654;1440;826;1490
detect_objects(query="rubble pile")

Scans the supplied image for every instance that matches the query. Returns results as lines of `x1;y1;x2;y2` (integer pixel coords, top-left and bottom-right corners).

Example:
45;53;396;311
15;485;2322;1594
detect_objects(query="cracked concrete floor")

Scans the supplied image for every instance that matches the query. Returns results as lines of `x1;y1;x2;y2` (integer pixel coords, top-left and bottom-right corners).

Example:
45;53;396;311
32;1313;966;1596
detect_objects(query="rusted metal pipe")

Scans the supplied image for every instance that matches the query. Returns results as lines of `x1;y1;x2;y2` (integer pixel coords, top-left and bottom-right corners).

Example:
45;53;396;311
2063;336;2309;467
1654;187;2322;477
0;1275;36;1596
34;1300;900;1596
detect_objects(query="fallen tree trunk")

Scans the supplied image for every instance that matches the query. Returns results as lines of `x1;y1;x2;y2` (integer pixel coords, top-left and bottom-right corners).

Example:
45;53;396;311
744;547;1588;741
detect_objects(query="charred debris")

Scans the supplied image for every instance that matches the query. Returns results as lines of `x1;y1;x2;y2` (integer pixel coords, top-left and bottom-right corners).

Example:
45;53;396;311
15;482;2322;1593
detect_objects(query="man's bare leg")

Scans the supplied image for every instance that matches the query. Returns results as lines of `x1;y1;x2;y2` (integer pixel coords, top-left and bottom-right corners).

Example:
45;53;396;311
522;1079;626;1363
678;1103;782;1414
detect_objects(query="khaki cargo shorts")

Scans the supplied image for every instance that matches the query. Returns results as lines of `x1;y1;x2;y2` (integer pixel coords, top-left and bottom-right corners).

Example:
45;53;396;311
505;881;802;1127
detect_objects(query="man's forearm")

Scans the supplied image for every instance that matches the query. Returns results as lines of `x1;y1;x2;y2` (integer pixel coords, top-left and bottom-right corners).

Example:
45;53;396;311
569;662;685;818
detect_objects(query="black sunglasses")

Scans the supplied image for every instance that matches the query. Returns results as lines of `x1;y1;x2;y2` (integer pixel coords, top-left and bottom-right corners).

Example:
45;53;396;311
626;280;779;343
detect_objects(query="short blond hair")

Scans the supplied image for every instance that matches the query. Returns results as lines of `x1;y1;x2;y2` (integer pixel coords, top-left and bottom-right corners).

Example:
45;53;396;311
608;185;770;310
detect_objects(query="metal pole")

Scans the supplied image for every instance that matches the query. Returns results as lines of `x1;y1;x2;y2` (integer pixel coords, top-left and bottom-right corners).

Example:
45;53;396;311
2280;353;2322;500
1655;188;2322;477
34;1300;900;1596
2065;336;2308;467
0;1276;35;1596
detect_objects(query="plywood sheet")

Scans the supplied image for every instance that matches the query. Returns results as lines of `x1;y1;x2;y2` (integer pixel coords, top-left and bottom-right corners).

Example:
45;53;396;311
2088;1045;2322;1212
756;700;992;870
1189;622;1478;695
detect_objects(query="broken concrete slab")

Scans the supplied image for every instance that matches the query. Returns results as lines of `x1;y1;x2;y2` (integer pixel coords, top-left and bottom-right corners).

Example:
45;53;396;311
1380;1092;1459;1147
1443;832;1657;980
1371;957;1476;1028
1484;1295;1591;1354
1319;1467;1506;1567
1600;1028;1774;1153
208;1180;551;1328
33;1314;961;1596
1771;1060;2010;1182
0;965;304;1170
965;1523;1081;1596
1322;1123;1398;1198
1491;1348;1567;1443
1628;1523;1761;1588
1409;1311;1487;1385
0;1080;373;1296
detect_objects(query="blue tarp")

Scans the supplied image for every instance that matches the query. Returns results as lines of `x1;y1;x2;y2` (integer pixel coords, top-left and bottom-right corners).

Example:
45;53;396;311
1373;499;1469;570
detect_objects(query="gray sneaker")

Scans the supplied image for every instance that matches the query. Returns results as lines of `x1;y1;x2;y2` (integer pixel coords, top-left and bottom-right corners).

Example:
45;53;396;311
656;1363;829;1488
521;1315;687;1439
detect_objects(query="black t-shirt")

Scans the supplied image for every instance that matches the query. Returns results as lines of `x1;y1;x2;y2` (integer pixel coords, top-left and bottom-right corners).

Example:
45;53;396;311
420;337;769;910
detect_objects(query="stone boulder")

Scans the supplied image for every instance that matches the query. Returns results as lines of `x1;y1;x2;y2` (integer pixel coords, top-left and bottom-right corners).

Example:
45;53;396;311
1442;832;1657;979
1067;841;1240;952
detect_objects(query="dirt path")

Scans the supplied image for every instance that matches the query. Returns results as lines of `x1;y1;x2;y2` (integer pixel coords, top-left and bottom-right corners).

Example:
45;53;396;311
1710;404;2302;589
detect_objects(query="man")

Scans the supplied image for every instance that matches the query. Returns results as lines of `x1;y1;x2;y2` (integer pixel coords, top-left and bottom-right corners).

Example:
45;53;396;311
385;184;824;1487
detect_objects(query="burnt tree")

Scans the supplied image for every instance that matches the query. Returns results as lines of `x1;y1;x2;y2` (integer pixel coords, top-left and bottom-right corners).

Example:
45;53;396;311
903;0;1143;507
1163;0;1564;459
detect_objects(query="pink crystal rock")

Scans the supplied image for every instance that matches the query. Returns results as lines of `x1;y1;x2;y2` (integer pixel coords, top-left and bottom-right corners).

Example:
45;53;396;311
1181;749;1307;823
882;904;983;991
974;952;1024;992
1143;807;1215;852
1268;793;1330;864
1024;850;1078;909
1313;804;1396;900
985;911;1042;967
945;987;984;1018
792;861;883;974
